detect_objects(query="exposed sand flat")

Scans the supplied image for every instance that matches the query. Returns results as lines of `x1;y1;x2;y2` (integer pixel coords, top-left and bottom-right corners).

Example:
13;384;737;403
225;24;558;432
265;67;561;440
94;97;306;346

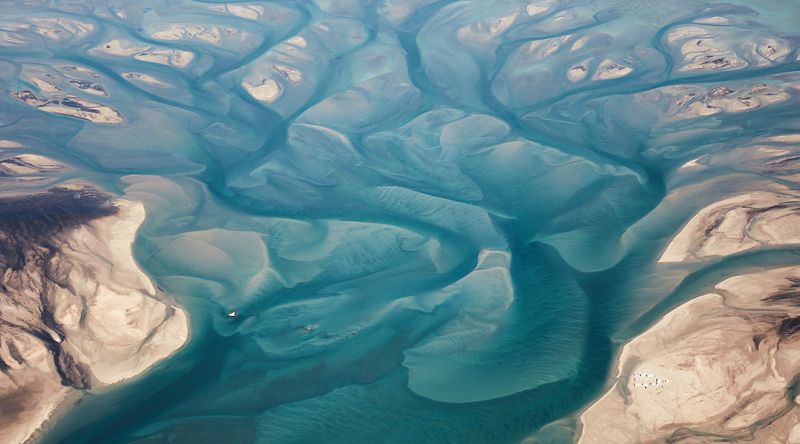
659;192;800;262
0;188;188;444
591;59;632;81
0;154;65;175
757;146;792;156
94;39;148;57
667;26;748;72
0;332;71;444
13;90;123;124
122;72;171;88
0;30;28;45
57;65;101;79
31;77;61;94
666;26;711;44
69;79;107;96
489;12;519;35
694;16;730;25
580;266;800;443
136;49;194;68
150;24;226;45
680;40;746;72
93;39;194;68
747;38;792;67
208;3;265;20
526;2;553;17
567;62;589;82
571;36;588;51
38;102;122;124
0;140;24;148
54;199;189;384
243;78;282;103
523;35;572;60
0;159;37;174
15;154;65;170
0;154;66;176
28;17;95;42
457;12;519;42
273;64;303;83
762;134;800;144
668;83;791;120
23;68;106;98
286;36;307;48
679;157;704;170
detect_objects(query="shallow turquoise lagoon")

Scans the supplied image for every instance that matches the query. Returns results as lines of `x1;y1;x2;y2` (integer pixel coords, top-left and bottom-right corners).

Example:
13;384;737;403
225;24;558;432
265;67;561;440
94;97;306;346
1;0;799;442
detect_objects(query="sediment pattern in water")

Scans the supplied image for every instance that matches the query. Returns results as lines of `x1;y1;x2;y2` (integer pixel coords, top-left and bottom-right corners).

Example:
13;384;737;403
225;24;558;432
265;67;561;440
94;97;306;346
0;0;799;442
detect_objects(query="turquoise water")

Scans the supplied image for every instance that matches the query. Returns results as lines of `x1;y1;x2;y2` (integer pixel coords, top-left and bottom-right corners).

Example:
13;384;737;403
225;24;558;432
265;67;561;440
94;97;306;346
0;0;799;442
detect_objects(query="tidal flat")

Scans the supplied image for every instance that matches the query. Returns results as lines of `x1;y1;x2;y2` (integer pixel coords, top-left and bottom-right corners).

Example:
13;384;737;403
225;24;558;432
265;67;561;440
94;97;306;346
1;0;800;443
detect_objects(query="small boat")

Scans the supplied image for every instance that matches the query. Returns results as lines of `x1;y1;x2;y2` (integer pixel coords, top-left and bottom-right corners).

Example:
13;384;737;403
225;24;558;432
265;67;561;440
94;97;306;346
302;324;315;332
227;311;237;318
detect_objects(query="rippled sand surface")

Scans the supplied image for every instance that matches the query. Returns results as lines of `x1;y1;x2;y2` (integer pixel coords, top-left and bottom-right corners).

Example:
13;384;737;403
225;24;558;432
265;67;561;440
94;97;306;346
0;0;799;443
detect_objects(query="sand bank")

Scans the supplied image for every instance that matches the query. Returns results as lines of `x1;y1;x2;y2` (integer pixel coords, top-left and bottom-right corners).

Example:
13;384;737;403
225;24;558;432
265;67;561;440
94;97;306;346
13;90;123;124
660;192;800;262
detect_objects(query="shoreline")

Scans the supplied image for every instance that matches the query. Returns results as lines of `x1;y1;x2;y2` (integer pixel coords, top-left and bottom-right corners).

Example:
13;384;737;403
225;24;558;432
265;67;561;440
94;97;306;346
24;389;82;444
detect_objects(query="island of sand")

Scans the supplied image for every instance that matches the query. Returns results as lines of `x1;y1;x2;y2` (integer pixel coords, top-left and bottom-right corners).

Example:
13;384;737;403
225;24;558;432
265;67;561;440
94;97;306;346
0;186;188;444
659;191;800;263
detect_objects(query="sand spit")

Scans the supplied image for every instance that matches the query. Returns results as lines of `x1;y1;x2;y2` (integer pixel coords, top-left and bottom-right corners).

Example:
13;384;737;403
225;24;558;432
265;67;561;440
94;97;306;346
0;187;188;444
659;192;800;262
13;90;123;125
580;266;800;443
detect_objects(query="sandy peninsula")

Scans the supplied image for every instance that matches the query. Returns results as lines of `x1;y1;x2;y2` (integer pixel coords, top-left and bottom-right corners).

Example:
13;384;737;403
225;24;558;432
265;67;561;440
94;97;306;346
13;90;123;125
579;266;800;443
0;187;188;444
